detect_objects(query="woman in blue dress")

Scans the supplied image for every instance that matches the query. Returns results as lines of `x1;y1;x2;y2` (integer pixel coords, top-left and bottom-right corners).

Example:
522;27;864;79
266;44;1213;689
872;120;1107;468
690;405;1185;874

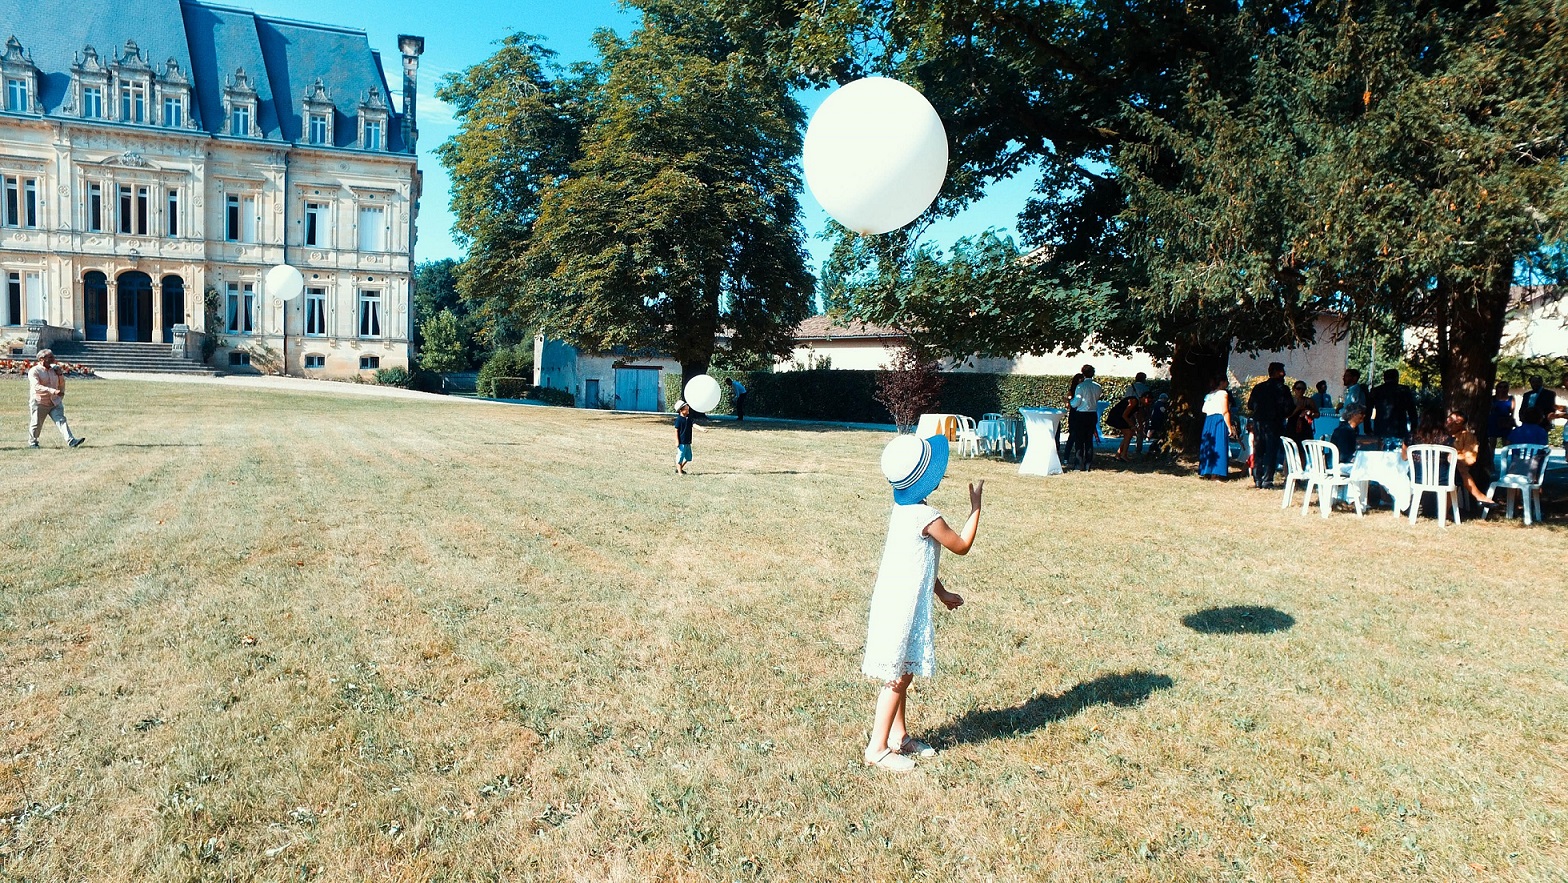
1198;377;1237;479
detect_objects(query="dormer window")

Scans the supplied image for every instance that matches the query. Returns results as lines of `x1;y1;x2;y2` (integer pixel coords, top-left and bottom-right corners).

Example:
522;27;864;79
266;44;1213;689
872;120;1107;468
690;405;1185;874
223;67;258;137
301;79;335;147
156;58;192;129
120;81;146;122
110;40;154;124
4;78;25;113
0;37;40;115
70;44;110;120
357;87;390;152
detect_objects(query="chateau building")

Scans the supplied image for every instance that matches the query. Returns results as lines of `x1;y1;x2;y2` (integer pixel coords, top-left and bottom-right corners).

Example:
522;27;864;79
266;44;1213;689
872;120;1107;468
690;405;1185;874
0;0;421;375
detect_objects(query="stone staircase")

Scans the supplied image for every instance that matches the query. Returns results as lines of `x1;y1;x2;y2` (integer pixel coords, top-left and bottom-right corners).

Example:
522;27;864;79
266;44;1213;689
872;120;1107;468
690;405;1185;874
49;341;217;375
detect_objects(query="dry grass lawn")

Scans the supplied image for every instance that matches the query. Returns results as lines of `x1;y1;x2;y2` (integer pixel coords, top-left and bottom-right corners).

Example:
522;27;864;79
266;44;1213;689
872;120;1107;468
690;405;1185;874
0;378;1565;882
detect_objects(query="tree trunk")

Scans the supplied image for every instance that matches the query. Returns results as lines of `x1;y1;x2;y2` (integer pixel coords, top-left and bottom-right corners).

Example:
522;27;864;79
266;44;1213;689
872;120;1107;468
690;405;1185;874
1168;335;1231;458
1439;269;1512;435
679;357;712;393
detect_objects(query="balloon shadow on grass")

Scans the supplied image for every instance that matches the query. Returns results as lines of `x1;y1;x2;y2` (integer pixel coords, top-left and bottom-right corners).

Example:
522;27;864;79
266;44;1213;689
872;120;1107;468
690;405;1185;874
926;669;1174;747
1182;606;1295;635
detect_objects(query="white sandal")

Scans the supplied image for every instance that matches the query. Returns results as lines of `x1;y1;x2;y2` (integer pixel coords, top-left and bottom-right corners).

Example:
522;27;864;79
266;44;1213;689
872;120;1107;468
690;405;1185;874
892;736;937;758
864;748;916;772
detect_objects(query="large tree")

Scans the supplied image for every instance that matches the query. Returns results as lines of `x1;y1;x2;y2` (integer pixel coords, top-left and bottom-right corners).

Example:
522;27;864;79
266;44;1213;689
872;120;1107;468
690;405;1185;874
438;7;814;384
710;0;1568;446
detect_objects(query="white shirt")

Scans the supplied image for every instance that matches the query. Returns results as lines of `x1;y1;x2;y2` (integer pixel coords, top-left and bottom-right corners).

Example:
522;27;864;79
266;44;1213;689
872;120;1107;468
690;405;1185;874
1202;390;1229;415
1070;378;1102;412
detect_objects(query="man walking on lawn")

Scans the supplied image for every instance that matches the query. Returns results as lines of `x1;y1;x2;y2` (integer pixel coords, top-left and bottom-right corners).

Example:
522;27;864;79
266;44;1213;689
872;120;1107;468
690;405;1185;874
27;350;86;449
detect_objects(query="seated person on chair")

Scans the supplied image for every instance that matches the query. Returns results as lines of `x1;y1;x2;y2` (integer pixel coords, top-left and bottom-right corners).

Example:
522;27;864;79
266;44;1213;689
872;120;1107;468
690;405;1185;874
1506;408;1551;446
1444;410;1497;514
1331;407;1366;466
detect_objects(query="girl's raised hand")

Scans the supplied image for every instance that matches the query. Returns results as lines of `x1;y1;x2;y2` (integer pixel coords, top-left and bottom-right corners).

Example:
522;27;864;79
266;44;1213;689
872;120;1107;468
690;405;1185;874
969;480;985;512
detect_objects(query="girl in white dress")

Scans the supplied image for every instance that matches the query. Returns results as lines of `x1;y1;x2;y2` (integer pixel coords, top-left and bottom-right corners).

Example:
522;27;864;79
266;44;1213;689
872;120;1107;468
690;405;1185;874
862;434;984;772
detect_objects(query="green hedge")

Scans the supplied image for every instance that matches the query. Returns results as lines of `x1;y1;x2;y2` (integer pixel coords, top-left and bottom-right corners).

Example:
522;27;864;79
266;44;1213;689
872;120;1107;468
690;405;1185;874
492;377;575;406
493;377;531;399
661;369;1146;423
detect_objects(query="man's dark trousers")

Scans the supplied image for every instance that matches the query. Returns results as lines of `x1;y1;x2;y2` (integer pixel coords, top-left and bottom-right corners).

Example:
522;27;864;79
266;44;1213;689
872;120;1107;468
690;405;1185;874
1252;420;1284;487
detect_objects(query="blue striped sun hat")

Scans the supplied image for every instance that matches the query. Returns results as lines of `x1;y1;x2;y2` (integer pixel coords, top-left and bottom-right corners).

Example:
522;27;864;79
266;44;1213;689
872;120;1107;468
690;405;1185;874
880;434;949;505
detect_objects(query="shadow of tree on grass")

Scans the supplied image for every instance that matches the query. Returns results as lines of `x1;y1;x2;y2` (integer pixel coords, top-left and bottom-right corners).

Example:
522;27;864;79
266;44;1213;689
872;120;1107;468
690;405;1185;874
1182;606;1295;635
927;669;1174;747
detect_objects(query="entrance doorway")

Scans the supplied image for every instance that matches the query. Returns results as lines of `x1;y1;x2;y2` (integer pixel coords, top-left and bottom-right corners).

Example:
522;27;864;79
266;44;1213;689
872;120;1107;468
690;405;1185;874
160;275;185;343
116;271;153;342
84;271;108;340
613;367;663;412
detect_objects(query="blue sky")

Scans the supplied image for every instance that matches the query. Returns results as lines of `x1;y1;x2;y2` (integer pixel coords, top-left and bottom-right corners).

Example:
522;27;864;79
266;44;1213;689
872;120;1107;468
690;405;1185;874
254;0;1036;276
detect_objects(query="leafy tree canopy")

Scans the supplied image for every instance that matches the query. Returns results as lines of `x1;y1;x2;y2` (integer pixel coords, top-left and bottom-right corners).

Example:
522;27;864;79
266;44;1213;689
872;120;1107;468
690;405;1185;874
437;5;815;382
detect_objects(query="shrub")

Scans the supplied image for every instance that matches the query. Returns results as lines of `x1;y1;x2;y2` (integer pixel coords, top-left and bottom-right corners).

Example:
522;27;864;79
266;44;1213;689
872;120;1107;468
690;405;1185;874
373;366;412;388
489;377;576;406
875;349;944;432
408;369;444;393
0;359;95;377
492;377;531;399
477;345;534;397
526;386;576;407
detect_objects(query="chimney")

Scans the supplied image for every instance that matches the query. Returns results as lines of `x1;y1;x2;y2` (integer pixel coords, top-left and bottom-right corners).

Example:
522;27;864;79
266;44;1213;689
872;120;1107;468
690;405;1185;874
397;35;424;152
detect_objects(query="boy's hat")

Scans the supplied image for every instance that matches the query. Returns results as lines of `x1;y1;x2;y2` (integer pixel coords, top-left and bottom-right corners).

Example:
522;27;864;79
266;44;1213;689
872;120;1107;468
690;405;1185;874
675;400;688;410
880;434;949;506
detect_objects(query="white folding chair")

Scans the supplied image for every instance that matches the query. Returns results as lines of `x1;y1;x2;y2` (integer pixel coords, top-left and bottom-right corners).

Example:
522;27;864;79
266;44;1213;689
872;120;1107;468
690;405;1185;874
1300;440;1354;518
1487;444;1550;526
1279;437;1310;509
1405;444;1462;526
955;415;983;458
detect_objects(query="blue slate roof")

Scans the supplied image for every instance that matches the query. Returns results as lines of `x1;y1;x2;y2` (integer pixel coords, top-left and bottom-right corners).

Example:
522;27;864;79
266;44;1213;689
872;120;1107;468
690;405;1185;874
0;0;408;152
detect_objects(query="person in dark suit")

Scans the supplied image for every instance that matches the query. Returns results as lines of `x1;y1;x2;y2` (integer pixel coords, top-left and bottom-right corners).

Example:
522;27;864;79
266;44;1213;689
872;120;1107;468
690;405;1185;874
1368;368;1417;440
1246;362;1293;489
1520;375;1558;425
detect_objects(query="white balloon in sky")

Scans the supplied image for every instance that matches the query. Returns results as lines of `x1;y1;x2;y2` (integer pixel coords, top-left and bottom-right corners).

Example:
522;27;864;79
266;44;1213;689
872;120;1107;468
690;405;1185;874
264;264;305;302
802;78;949;236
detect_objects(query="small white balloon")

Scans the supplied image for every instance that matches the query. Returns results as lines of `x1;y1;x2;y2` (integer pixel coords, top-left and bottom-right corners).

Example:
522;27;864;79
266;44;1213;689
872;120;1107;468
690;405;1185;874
265;264;305;302
684;375;722;413
803;78;949;235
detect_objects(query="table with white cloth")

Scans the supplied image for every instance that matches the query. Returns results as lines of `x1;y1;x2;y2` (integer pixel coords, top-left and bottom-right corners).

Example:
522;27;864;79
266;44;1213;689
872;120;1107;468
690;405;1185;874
1017;408;1065;476
977;417;1022;458
1345;450;1412;514
914;413;960;441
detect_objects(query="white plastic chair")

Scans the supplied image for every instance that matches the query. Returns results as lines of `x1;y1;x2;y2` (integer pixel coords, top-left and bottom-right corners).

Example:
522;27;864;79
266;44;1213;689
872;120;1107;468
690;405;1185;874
1487;444;1550;526
955;415;983;458
1300;440;1354;519
1279;437;1310;509
1405;444;1461;527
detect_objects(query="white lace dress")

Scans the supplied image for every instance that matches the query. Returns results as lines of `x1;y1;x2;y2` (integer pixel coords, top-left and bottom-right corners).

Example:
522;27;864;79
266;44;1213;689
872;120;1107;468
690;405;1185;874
861;503;943;682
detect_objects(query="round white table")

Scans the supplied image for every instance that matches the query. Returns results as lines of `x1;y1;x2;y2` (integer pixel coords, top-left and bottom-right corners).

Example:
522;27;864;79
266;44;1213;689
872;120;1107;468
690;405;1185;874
1346;450;1412;514
1018;408;1065;476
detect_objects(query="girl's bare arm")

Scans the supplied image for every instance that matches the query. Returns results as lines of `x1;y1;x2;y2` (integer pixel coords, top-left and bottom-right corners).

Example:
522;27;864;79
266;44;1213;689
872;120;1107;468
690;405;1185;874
923;481;984;555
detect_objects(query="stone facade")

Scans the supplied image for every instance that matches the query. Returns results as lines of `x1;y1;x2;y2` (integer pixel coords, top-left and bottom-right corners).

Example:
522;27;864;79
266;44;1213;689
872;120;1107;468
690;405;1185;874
0;1;422;377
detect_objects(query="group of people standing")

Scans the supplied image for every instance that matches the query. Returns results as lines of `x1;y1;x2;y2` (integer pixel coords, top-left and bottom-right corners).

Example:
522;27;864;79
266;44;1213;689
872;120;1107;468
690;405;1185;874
1063;367;1168;470
1198;363;1563;513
